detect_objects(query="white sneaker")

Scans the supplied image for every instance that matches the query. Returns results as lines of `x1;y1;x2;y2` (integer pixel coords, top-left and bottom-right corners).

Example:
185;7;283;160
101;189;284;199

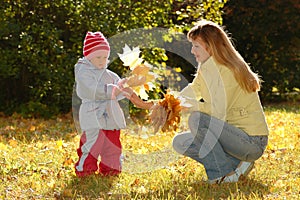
235;161;254;177
208;161;254;184
208;171;239;184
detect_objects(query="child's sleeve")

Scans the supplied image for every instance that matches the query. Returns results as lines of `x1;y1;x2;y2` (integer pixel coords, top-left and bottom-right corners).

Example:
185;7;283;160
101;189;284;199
76;70;104;100
104;72;125;100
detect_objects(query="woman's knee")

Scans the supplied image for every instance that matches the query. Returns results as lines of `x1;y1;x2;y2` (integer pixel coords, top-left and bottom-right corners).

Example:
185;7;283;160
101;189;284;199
188;111;211;135
244;148;264;162
172;134;183;154
172;132;194;155
188;111;201;131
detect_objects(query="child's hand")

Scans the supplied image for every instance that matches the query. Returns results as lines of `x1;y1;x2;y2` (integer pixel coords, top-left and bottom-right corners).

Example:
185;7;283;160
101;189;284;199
121;87;134;99
112;85;122;98
118;78;128;89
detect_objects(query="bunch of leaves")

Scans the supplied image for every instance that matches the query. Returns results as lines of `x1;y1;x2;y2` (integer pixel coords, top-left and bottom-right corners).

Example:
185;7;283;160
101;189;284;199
157;90;182;132
118;45;157;100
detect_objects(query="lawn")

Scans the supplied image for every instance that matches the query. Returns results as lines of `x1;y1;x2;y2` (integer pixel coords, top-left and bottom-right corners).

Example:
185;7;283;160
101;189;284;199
0;103;299;199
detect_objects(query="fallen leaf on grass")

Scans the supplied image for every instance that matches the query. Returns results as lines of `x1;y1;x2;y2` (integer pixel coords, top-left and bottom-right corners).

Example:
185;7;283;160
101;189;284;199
0;142;7;150
5;125;15;131
63;157;74;166
8;139;18;147
29;125;36;132
63;189;73;197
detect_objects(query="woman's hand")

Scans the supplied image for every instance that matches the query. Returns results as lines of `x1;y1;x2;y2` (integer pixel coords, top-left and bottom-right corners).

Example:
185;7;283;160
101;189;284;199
121;88;154;109
150;104;167;133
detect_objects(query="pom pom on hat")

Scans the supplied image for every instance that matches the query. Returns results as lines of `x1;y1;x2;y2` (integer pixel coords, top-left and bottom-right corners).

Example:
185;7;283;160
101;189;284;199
83;31;110;60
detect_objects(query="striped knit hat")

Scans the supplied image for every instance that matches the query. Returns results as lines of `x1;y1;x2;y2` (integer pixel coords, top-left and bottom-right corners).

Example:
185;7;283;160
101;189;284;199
83;31;110;60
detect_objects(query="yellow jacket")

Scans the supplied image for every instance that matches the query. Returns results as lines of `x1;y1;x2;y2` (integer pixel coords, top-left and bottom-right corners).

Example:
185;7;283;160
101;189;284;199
180;57;269;136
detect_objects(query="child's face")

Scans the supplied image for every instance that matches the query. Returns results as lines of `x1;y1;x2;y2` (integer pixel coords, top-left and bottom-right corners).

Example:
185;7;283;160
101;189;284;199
90;50;109;69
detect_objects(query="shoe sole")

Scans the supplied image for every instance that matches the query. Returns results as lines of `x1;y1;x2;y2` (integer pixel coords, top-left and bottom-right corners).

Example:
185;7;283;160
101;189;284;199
208;162;255;184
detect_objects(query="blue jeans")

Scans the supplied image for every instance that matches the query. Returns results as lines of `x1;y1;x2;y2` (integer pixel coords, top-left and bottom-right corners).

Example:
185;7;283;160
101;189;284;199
172;111;268;180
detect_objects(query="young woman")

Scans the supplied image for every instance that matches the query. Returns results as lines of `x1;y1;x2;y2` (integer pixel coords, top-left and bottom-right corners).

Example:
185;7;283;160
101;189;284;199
172;20;269;184
124;20;269;184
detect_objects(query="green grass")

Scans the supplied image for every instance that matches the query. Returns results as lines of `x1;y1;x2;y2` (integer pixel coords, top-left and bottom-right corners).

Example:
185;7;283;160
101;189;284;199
0;103;299;199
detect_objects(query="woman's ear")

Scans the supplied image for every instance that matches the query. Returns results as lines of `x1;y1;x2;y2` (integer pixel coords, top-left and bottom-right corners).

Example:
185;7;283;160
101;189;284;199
204;44;212;56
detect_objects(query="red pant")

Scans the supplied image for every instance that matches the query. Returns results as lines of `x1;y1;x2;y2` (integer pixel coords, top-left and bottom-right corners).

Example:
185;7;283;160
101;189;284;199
75;129;122;177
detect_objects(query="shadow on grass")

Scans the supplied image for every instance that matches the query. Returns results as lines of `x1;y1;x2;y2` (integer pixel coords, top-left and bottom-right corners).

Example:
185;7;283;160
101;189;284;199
51;171;270;199
57;175;129;199
127;177;270;200
190;178;270;199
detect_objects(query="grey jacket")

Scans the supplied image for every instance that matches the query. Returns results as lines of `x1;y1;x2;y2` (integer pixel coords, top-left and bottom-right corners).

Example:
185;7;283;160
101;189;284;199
74;58;126;131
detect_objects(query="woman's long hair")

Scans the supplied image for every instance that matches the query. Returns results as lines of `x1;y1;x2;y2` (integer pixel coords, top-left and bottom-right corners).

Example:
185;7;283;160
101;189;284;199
187;20;261;92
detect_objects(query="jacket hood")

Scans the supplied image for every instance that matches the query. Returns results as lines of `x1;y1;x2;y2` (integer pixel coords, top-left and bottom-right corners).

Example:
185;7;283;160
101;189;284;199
74;57;106;74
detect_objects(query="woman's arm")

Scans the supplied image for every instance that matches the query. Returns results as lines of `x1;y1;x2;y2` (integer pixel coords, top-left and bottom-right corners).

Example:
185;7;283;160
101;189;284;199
121;87;154;109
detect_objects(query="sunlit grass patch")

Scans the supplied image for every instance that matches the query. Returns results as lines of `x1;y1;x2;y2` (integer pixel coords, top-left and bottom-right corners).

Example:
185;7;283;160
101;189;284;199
0;103;299;199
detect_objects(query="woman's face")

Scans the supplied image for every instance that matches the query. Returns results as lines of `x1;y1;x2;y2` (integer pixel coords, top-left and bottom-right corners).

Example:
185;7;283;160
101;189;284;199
191;38;211;64
89;50;109;69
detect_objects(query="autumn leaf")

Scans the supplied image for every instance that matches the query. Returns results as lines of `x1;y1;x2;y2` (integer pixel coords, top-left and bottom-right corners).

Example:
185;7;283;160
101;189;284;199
118;45;158;100
29;125;36;132
127;75;146;87
63;157;74;166
5;125;15;131
117;44;143;70
62;189;73;197
152;90;182;133
132;64;150;76
0;142;7;150
56;140;67;149
8;139;18;147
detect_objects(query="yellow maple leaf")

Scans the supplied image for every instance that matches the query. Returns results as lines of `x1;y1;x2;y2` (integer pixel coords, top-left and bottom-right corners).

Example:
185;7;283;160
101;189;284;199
127;75;146;87
118;44;143;70
132;64;150;76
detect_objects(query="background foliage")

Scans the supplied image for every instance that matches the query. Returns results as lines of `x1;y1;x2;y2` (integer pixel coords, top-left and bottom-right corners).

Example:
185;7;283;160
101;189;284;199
223;0;300;102
0;0;298;117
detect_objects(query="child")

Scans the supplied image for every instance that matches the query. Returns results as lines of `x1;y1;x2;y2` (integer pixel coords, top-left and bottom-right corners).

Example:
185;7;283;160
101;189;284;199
74;31;126;177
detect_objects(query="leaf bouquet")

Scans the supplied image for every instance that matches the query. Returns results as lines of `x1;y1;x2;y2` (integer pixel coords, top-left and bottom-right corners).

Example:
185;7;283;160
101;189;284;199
118;44;191;133
118;44;157;100
151;90;191;133
151;90;181;132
